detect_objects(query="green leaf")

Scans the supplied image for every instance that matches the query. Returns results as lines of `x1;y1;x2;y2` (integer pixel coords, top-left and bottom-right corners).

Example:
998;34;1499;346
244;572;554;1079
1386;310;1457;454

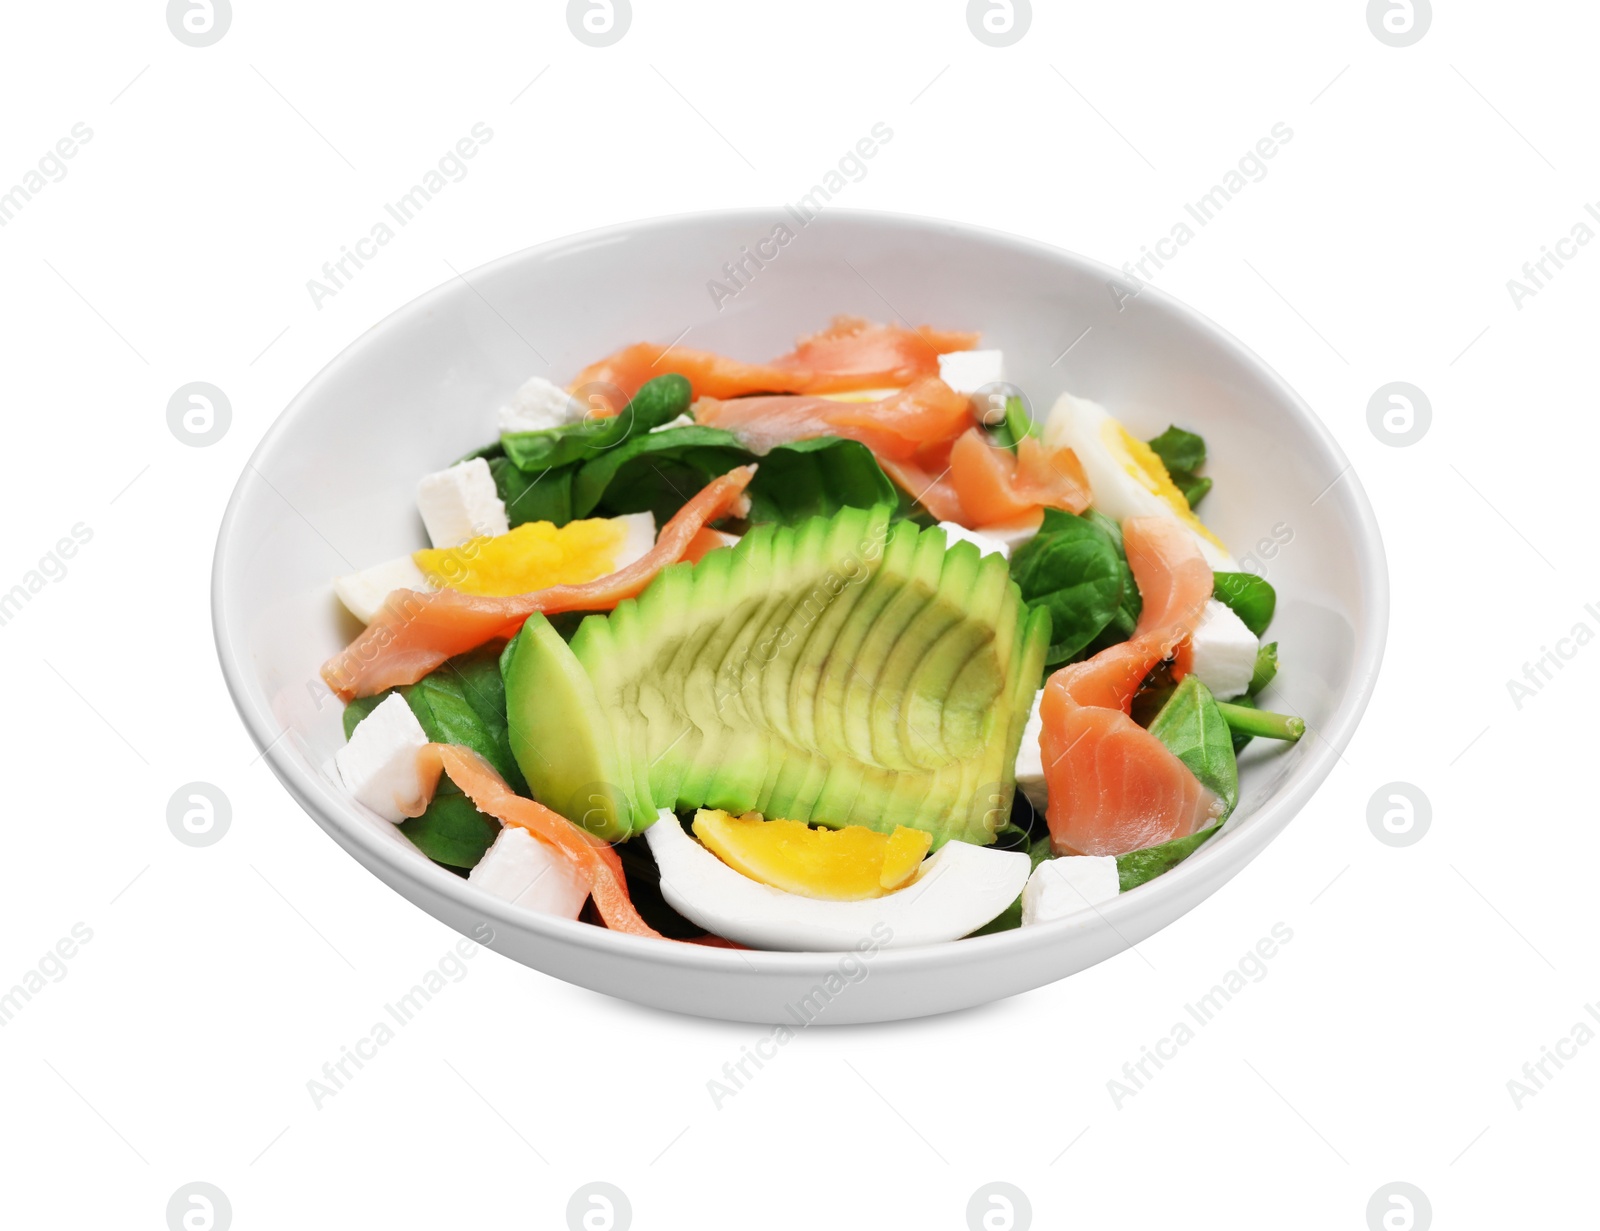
1146;425;1206;473
343;650;527;798
397;790;500;868
501;374;692;474
742;437;898;524
1117;823;1223;892
1148;675;1239;816
575;428;902;529
343;652;528;872
1008;509;1126;666
404;650;527;794
1212;571;1277;637
490;456;574;528
1173;474;1212;508
572;425;747;517
1147;425;1210;510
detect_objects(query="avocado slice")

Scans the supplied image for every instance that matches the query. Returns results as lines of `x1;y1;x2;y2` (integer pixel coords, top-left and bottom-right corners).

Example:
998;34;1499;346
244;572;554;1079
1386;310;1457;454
501;613;636;840
503;507;1050;847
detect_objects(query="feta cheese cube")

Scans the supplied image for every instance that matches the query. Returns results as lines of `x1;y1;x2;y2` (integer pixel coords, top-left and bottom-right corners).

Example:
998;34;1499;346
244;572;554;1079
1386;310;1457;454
1188;599;1259;700
416;457;509;548
468;825;589;920
498;375;584;434
1014;690;1047;811
937;348;1005;393
938;520;1013;560
334;694;431;823
333;555;432;624
1021;856;1120;925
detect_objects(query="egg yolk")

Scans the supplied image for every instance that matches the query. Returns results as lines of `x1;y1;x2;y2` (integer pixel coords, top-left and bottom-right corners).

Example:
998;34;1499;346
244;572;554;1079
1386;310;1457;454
691;809;933;901
1103;421;1229;553
414;518;628;597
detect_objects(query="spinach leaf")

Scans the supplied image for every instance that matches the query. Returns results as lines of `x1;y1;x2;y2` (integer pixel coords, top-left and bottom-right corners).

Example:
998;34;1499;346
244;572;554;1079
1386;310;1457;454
342;646;528;800
405;650;526;793
1212;571;1276;636
340;648;528;869
490;456;575;527
1117;823;1222;892
576;428;901;529
1174;473;1212;508
1148;675;1238;816
742;437;898;524
1008;509;1126;666
501;374;692;474
1083;509;1140;644
1147;424;1211;509
398;793;500;868
1146;425;1205;473
572;425;746;517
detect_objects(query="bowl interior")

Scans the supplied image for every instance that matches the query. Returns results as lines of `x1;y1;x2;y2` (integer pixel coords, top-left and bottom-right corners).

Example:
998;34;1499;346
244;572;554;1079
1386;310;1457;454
214;209;1385;1013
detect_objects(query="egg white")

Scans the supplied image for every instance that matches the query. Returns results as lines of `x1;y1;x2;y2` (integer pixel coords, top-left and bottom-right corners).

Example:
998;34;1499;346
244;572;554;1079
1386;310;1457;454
1042;392;1237;570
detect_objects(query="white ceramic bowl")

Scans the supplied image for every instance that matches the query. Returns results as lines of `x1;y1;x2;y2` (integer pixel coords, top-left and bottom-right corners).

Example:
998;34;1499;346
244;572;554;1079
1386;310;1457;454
213;209;1387;1025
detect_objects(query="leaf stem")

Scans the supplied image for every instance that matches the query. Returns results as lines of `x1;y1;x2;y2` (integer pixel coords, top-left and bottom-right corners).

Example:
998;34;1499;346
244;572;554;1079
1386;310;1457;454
1216;701;1304;742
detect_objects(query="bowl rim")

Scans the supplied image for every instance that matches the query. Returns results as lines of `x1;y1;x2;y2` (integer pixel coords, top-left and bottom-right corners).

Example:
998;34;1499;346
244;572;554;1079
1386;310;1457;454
212;206;1389;977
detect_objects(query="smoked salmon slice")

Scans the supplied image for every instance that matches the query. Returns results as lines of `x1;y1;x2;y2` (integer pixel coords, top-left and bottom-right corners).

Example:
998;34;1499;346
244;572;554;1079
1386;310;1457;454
694;377;974;459
419;744;661;937
766;315;979;393
568;316;979;402
947;429;1092;524
681;527;741;563
568;342;808;405
322;467;756;700
1040;517;1222;857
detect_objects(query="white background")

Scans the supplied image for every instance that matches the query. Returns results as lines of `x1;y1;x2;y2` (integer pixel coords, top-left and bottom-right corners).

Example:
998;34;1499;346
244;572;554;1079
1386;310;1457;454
2;2;1593;1228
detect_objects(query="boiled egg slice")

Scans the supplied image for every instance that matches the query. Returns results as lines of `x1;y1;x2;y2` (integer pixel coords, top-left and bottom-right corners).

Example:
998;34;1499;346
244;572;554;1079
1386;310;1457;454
692;809;931;900
412;512;655;598
1041;392;1237;569
645;810;1030;951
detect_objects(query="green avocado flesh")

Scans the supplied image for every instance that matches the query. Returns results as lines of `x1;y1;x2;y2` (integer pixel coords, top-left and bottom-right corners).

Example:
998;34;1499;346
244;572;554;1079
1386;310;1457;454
501;506;1050;846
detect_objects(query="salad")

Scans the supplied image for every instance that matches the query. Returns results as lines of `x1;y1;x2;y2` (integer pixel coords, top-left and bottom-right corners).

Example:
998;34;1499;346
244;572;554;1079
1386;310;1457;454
322;317;1302;951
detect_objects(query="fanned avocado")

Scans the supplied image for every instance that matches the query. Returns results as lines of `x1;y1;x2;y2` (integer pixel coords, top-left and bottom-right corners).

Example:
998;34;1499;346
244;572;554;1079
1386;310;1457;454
502;507;1050;847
